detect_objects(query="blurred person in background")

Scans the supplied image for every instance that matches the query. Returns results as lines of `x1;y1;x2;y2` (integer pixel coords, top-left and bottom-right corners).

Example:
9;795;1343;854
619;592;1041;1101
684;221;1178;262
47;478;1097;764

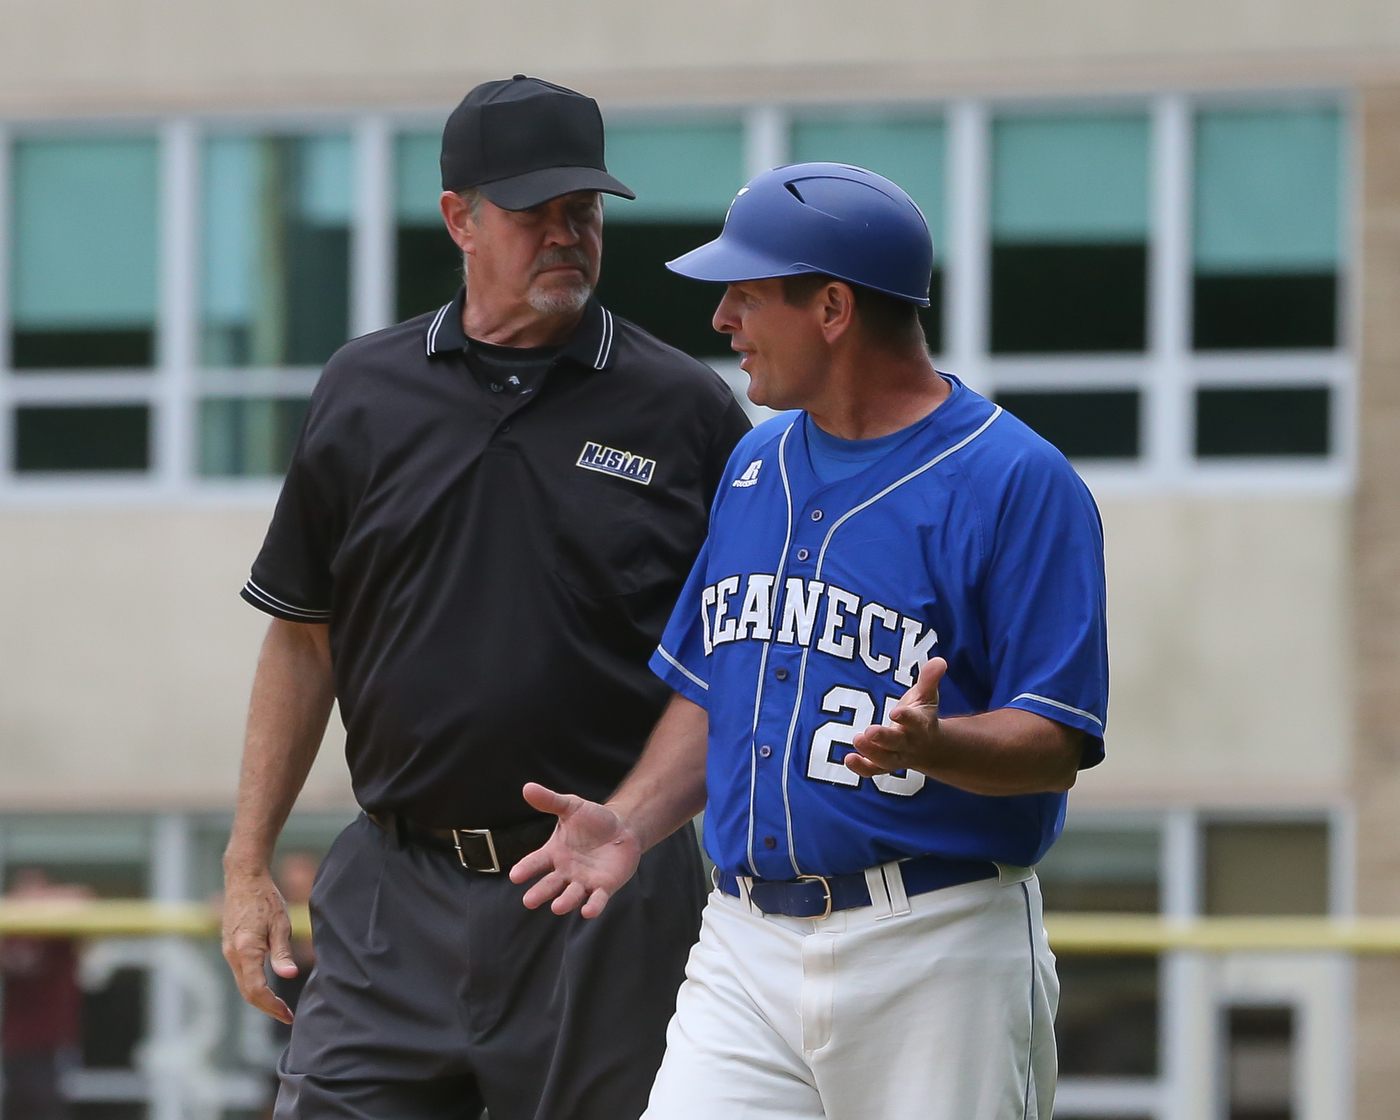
1;869;92;1120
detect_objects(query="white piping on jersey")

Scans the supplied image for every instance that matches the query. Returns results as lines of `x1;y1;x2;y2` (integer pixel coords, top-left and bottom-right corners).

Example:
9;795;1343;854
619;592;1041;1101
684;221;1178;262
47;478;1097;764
243;578;332;621
657;644;708;692
1009;692;1103;729
424;302;451;356
741;420;798;877
593;308;615;369
812;406;1004;578
774;404;1005;878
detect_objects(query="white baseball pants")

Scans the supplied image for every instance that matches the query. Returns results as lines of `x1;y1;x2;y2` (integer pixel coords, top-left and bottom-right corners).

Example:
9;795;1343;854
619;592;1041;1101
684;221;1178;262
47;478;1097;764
641;866;1058;1120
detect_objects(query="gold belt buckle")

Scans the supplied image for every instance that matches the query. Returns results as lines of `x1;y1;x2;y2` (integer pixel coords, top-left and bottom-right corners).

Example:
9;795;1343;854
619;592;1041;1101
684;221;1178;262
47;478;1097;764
796;874;833;920
451;828;501;873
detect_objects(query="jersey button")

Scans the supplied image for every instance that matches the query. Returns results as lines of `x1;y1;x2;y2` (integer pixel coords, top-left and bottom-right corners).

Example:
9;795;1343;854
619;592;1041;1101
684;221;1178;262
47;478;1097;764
774;667;789;681
499;423;511;433
758;744;772;758
490;382;504;393
762;836;777;850
811;509;823;522
796;548;810;561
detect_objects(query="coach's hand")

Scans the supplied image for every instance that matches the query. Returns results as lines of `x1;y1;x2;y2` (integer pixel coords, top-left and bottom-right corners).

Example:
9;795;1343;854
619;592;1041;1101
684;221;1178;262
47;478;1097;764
222;868;298;1025
511;783;642;918
847;657;947;779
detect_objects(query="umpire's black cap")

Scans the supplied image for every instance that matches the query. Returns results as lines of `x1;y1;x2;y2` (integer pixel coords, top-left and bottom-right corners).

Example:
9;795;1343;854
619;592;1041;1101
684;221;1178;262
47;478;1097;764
440;75;635;211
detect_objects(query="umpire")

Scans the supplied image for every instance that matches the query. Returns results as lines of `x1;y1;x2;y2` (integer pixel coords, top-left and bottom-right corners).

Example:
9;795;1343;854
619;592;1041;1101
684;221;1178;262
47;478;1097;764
220;75;750;1120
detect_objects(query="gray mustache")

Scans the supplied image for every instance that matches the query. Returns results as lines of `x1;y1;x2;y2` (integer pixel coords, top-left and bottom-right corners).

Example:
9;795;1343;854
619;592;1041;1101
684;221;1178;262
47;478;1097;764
532;247;592;277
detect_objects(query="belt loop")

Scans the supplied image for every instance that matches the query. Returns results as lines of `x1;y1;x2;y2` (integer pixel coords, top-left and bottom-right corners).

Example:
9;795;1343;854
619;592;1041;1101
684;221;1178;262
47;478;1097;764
864;866;894;920
390;814;408;851
738;875;755;912
995;863;1034;885
882;861;912;917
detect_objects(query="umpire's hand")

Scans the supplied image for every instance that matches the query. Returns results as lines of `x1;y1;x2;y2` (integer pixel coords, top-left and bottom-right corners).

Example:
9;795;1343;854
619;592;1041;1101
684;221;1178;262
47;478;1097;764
222;869;299;1024
510;784;642;918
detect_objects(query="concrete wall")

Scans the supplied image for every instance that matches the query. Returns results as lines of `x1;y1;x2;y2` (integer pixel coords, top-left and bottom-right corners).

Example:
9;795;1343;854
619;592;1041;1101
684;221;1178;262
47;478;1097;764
1352;82;1400;1120
0;495;1351;813
0;508;351;811
1084;494;1352;810
1;0;1399;117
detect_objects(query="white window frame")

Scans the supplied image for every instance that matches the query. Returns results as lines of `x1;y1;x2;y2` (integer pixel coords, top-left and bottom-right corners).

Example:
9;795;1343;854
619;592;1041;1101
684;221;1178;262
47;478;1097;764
0;90;1354;505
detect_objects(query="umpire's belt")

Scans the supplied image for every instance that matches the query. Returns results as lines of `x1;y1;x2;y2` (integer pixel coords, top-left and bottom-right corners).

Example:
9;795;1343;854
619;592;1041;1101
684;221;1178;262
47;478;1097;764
718;854;998;919
367;812;555;873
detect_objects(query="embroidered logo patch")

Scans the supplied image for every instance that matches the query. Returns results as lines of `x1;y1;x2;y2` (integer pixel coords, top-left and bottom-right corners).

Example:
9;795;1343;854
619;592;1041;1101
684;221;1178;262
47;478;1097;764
577;441;656;486
732;459;763;488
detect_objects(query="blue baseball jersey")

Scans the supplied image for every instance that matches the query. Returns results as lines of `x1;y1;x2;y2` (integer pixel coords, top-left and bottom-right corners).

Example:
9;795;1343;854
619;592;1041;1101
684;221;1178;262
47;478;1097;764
649;375;1108;880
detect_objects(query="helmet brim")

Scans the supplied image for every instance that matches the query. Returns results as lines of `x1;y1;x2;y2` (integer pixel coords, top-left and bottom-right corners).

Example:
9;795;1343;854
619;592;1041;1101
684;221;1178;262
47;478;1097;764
665;237;814;285
666;234;932;307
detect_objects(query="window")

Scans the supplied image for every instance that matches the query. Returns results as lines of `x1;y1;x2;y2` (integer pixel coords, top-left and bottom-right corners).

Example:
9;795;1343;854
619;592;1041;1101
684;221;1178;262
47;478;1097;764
10;138;159;369
200;134;354;368
198;398;309;477
594;121;745;358
1039;827;1161;1079
990;115;1149;353
996;389;1140;460
0;96;1353;498
395;131;460;322
1195;386;1330;458
14;405;150;473
1204;821;1329;915
791;116;945;350
1193;109;1341;350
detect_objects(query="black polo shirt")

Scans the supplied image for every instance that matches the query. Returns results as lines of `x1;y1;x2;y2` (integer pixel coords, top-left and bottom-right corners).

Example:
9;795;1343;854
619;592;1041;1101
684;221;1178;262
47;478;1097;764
242;291;750;827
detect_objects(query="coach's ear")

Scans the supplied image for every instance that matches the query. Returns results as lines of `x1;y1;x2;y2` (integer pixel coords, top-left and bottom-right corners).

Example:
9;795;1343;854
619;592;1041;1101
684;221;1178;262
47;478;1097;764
817;281;858;345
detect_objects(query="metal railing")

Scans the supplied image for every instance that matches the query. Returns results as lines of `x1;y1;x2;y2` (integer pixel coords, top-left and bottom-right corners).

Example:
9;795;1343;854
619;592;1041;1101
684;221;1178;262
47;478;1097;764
4;900;1400;951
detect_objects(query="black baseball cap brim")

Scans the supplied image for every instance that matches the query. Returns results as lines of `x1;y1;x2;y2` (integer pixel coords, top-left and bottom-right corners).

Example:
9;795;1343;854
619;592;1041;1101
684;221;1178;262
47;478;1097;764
476;165;635;211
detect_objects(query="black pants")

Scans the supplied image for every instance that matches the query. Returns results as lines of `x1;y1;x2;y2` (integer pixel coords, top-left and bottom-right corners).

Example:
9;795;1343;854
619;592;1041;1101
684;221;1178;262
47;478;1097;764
2;1051;70;1120
275;813;704;1120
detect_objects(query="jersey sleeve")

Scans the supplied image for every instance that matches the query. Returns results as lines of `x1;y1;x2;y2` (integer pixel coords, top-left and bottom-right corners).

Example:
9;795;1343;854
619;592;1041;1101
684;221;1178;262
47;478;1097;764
981;453;1109;767
240;411;339;625
649;534;715;708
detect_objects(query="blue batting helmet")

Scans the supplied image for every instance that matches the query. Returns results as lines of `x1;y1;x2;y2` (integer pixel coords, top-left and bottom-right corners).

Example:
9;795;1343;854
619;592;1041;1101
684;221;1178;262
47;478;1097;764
665;162;933;306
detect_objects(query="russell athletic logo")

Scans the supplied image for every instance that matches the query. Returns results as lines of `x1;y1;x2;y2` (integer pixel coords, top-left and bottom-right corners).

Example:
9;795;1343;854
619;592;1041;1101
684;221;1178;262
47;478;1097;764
576;441;656;485
732;459;763;487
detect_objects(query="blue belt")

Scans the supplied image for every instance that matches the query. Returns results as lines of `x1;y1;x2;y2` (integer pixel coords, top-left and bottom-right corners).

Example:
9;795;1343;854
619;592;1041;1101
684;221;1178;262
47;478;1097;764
718;854;998;919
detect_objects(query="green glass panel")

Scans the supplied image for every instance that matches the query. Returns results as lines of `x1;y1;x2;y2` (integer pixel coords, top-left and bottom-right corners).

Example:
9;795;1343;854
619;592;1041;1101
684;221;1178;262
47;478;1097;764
791;118;945;259
1194;109;1341;273
603;122;745;220
11;138;159;328
396;132;443;224
993;116;1149;242
199;397;310;476
200;135;352;367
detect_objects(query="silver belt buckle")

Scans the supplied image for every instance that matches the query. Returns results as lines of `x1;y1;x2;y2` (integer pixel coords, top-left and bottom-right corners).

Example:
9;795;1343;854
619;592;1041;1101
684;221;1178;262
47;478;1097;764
796;874;833;920
451;828;501;873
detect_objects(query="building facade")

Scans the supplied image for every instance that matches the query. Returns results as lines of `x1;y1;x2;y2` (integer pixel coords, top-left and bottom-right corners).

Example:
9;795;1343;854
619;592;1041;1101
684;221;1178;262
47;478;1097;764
0;2;1397;1117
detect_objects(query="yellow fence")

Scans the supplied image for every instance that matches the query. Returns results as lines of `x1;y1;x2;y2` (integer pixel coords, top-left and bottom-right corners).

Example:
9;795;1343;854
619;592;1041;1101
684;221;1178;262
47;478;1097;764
3;901;1400;952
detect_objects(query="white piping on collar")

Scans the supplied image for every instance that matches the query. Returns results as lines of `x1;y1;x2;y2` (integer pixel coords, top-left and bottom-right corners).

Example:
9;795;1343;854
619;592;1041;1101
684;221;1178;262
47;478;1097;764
424;302;452;357
593;307;614;369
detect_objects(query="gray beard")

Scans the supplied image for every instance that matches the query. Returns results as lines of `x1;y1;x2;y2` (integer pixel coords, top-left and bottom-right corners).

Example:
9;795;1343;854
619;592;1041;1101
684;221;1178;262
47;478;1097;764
526;282;592;315
460;254;593;316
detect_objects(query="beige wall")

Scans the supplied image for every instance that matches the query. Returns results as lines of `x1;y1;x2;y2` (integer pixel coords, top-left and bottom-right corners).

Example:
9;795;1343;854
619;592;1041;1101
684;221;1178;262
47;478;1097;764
1081;493;1352;809
0;495;1352;813
0;508;352;811
1352;82;1400;1120
1;0;1398;117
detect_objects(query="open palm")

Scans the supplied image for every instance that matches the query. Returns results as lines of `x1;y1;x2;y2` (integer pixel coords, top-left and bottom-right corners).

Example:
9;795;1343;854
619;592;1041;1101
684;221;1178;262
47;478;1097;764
508;783;642;918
